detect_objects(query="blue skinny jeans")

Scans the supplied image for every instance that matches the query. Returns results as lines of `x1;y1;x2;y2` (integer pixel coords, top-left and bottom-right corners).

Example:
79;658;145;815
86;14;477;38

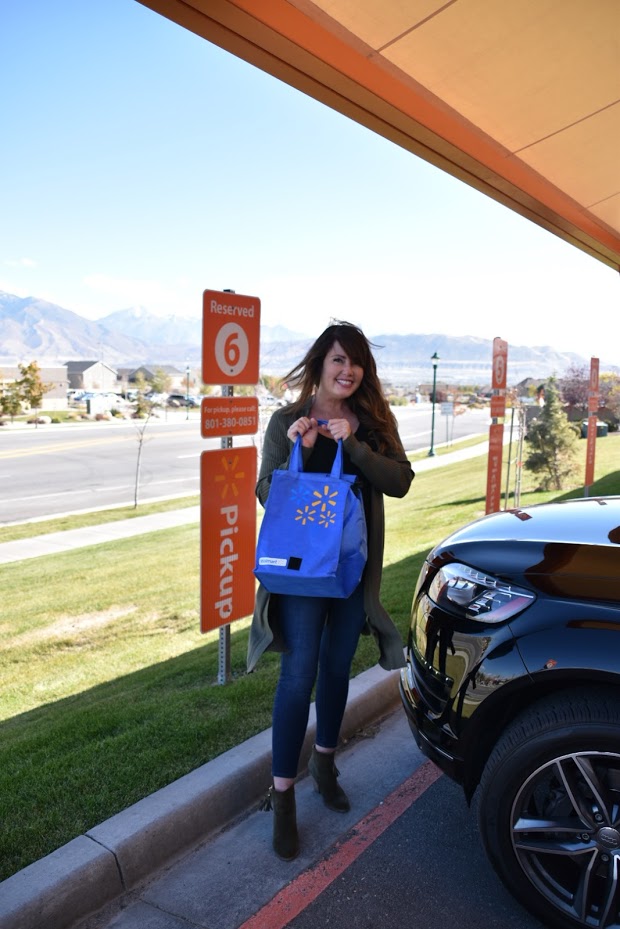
271;583;366;779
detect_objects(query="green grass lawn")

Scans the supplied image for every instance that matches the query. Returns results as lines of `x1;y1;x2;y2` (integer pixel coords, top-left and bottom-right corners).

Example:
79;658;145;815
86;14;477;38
1;435;618;879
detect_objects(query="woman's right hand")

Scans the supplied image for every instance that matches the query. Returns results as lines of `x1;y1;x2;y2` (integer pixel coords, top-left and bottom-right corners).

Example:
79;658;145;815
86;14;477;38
287;417;319;448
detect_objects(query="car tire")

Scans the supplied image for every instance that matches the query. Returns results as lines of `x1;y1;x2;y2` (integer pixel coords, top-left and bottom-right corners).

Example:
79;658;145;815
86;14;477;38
476;689;620;929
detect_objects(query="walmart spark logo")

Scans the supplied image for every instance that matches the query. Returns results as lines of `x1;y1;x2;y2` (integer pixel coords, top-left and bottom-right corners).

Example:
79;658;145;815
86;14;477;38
214;454;245;499
294;484;339;528
295;504;316;525
317;507;337;528
290;483;314;506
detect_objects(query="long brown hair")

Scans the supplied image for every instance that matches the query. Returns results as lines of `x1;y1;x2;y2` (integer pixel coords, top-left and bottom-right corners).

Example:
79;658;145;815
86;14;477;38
283;321;401;455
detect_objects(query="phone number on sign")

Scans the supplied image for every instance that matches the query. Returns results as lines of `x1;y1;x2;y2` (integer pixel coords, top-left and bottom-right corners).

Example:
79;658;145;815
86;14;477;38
204;416;257;430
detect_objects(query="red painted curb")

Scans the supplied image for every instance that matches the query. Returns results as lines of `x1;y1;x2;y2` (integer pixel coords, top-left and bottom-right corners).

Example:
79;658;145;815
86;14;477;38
241;760;442;929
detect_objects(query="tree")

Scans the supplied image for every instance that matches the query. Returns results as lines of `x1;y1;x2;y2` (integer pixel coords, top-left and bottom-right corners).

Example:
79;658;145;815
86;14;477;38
17;361;51;420
234;384;255;397
558;364;589;416
133;411;153;508
560;367;620;432
0;382;22;421
150;367;172;395
132;371;151;418
259;375;284;398
606;383;619;411
524;377;580;490
600;373;620;430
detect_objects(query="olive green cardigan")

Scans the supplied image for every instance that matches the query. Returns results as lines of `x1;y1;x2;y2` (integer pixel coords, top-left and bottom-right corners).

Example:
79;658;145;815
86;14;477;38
247;405;414;672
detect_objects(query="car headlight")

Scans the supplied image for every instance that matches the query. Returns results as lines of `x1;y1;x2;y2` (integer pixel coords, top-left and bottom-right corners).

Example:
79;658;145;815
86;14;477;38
428;562;535;623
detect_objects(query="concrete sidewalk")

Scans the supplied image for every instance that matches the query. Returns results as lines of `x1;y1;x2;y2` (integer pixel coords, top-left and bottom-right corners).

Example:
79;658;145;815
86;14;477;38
0;438;494;929
0;507;201;565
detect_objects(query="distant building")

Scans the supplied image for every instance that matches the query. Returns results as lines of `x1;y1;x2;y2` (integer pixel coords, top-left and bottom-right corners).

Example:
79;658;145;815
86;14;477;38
66;360;118;393
115;367;135;396
0;364;69;410
418;381;449;403
128;364;187;392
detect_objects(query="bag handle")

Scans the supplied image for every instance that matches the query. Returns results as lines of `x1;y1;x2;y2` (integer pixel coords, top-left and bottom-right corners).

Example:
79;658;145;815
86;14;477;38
289;434;344;477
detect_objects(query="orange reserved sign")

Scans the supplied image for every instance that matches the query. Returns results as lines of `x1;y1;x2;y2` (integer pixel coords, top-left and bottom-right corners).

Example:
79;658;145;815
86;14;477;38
202;289;261;386
200;446;257;632
588;357;600;413
490;337;508;418
201;396;259;438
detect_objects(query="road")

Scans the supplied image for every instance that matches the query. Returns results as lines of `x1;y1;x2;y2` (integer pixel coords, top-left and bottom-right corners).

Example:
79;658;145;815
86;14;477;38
0;404;491;524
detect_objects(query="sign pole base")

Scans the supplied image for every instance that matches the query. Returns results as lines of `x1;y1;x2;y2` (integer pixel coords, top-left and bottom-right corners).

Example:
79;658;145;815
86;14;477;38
218;623;231;686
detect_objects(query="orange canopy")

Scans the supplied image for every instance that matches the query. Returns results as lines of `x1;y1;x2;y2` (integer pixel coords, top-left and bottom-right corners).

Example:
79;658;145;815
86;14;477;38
138;0;620;272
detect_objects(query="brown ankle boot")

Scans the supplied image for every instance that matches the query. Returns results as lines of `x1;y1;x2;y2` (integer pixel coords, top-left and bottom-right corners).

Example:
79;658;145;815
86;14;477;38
263;785;299;860
309;747;350;813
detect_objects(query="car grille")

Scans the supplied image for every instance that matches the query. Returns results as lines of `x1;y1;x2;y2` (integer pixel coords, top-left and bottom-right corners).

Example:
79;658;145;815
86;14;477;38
410;596;454;715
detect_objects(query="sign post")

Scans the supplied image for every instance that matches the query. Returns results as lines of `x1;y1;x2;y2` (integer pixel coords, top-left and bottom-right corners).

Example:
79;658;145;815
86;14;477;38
485;337;508;514
441;401;454;446
201;289;260;684
584;357;600;495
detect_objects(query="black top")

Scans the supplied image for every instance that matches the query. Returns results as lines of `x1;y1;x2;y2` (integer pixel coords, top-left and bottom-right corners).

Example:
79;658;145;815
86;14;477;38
304;425;371;477
304;426;373;521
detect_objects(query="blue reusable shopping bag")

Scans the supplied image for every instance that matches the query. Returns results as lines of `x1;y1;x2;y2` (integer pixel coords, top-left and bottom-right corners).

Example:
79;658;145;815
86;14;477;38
254;436;367;598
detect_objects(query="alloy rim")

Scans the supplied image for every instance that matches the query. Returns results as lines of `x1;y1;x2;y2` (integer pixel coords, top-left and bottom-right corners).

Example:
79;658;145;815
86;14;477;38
511;751;620;928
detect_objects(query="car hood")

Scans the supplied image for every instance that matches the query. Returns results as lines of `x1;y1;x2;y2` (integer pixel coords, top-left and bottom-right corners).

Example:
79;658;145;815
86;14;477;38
428;497;620;601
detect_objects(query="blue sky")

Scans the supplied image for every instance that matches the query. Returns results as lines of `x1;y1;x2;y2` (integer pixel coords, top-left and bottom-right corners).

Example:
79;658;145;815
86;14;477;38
2;0;618;360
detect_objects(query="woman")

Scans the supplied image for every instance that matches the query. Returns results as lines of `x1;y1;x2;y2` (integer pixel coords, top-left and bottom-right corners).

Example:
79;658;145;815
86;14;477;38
248;321;414;860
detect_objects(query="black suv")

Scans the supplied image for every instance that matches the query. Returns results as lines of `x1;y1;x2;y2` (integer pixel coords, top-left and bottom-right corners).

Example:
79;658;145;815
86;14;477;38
400;496;620;929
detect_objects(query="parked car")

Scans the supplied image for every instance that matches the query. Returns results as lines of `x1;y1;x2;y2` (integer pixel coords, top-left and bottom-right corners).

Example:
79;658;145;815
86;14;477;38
399;496;620;929
80;392;125;412
144;391;168;406
258;393;285;407
166;393;200;407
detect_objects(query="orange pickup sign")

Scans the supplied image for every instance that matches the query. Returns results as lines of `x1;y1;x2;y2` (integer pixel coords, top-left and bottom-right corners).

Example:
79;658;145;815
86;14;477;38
200;446;257;632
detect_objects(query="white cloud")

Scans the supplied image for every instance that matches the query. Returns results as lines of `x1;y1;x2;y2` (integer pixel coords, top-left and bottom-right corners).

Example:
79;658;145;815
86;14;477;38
3;257;37;268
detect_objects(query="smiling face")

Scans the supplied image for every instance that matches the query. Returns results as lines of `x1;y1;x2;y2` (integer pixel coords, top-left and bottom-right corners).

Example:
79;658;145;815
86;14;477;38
317;340;364;402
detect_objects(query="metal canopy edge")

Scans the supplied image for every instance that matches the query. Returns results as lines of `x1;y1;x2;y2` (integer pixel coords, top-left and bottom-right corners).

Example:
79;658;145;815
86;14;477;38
137;0;620;273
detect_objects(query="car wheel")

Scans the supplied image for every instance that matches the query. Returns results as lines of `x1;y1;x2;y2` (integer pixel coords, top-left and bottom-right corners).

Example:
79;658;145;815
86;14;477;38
476;690;620;929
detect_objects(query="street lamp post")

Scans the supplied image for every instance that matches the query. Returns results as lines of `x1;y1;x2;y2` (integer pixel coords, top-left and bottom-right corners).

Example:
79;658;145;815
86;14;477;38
428;352;440;457
185;363;190;421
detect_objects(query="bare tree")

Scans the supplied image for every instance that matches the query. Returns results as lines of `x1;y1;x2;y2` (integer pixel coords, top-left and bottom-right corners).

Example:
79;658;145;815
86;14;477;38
133;410;153;508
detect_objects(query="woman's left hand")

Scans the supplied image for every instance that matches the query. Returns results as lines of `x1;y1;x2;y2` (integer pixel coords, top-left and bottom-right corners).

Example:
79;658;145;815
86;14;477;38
325;418;352;442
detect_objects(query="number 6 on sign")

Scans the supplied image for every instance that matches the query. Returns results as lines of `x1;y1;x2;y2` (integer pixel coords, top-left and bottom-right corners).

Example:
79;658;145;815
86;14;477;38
215;323;248;378
202;289;261;386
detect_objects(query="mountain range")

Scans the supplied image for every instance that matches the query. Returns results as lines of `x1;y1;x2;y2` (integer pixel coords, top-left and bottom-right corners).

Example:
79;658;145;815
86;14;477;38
0;290;605;386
